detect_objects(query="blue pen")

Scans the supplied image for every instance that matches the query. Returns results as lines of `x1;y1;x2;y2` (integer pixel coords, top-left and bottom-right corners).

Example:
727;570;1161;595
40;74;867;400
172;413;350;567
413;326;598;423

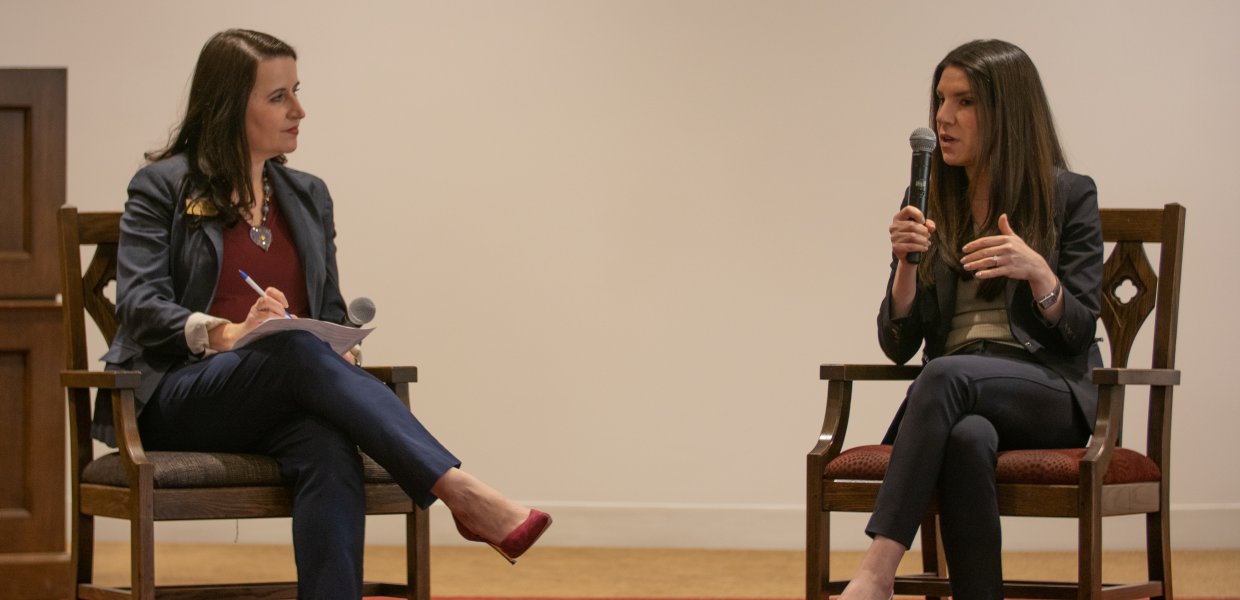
239;270;292;318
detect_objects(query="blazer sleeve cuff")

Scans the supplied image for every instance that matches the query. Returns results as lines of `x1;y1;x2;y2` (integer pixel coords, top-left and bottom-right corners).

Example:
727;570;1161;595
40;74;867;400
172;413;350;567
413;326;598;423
185;312;229;356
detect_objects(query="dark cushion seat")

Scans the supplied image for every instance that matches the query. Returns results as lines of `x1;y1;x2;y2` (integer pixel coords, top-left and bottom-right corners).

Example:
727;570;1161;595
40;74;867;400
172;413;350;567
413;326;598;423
82;451;395;488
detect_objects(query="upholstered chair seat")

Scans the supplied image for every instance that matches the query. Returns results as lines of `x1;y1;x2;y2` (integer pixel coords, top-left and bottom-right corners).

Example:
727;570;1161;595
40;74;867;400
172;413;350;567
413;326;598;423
824;444;1161;486
81;451;395;488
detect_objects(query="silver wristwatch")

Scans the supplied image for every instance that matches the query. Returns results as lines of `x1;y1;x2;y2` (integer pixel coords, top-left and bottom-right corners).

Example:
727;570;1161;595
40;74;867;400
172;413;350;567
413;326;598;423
1036;281;1062;310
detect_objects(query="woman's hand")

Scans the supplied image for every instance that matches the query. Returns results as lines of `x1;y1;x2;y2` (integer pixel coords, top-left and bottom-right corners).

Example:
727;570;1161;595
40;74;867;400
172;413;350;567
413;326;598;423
889;205;936;264
961;214;1056;289
888;205;935;319
207;287;294;351
241;286;294;330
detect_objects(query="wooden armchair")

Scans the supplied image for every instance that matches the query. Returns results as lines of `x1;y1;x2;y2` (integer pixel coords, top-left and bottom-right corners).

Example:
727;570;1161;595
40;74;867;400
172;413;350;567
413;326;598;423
57;205;430;600
807;204;1185;600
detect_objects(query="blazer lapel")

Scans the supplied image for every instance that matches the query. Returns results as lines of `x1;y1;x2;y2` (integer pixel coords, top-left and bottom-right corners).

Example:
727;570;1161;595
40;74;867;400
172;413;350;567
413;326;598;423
204;219;223;277
265;163;326;319
175;180;225;312
1004;275;1018;307
925;260;958;355
934;260;958;324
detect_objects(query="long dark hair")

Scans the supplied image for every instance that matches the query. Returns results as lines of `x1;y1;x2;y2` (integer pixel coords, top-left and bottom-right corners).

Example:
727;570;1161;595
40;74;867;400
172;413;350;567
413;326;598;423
918;39;1065;298
148;29;297;226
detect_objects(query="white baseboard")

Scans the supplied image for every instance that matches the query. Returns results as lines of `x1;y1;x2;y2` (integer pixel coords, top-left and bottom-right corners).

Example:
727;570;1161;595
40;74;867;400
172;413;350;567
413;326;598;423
91;501;1240;550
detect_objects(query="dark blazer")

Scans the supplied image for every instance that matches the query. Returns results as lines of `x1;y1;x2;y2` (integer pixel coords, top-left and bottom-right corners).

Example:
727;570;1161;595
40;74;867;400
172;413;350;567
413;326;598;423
96;155;347;445
877;170;1104;443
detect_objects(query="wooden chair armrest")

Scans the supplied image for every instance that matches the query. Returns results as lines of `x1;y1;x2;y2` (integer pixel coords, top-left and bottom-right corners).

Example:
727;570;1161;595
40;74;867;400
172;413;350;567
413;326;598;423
362;365;418;384
58;369;151;473
61;369;142;390
1079;433;1113;468
820;363;921;381
110;385;153;474
1091;367;1180;386
1082;367;1179;475
808;364;916;461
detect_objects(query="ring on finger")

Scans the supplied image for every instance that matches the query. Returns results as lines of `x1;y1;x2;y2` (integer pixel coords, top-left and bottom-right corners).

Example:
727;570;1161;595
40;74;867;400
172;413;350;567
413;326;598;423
992;255;1000;267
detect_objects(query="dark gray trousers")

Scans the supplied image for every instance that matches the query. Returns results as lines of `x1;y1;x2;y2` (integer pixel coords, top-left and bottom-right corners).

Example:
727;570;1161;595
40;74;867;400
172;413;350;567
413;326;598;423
866;346;1090;600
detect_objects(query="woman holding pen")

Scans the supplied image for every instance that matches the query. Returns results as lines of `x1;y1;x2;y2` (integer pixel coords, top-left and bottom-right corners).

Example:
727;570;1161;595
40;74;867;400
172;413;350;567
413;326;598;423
101;29;551;599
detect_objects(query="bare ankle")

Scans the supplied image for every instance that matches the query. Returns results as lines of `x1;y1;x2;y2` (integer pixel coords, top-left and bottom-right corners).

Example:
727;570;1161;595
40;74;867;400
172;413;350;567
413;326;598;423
839;570;893;600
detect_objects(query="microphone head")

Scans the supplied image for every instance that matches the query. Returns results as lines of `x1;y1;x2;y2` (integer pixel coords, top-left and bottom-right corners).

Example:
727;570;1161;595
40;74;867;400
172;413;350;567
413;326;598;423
347;297;376;326
909;127;937;153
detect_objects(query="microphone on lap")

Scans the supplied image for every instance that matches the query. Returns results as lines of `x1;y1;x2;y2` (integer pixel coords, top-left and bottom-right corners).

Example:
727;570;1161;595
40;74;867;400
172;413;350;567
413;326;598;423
905;127;937;264
346;297;376;327
344;297;375;366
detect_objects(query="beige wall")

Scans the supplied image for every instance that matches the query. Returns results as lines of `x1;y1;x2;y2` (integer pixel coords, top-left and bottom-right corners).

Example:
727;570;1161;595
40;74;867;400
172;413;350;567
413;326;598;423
3;0;1237;550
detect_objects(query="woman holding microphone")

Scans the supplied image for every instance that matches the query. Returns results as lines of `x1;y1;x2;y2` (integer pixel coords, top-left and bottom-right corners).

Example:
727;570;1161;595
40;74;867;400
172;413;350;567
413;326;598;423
841;39;1104;599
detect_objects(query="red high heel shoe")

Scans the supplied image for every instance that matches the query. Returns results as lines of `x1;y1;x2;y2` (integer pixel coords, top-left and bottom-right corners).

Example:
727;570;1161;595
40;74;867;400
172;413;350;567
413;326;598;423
453;509;553;564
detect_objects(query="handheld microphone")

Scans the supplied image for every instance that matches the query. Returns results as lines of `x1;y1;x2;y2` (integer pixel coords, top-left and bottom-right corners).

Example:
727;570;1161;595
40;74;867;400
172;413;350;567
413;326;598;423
346;297;376;327
906;127;937;264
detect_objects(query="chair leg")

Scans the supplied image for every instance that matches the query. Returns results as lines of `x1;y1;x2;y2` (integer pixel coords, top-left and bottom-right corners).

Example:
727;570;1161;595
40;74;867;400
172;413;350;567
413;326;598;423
72;512;94;598
130;513;154;600
806;504;829;600
1078;494;1102;600
1147;509;1173;600
408;507;430;600
130;475;155;600
919;513;948;600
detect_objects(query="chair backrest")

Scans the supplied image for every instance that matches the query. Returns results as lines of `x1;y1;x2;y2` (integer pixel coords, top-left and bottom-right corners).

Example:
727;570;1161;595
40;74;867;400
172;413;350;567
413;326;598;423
57;206;122;371
1097;204;1186;370
59;204;1183;420
57;206;122;469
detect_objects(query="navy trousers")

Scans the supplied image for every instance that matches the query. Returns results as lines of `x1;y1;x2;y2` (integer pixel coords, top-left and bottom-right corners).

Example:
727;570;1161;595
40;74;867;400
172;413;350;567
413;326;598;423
866;345;1090;600
139;330;460;600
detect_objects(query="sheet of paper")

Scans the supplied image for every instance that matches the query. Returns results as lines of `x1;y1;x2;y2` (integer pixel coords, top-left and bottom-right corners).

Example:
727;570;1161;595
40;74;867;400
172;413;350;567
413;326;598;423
233;318;373;355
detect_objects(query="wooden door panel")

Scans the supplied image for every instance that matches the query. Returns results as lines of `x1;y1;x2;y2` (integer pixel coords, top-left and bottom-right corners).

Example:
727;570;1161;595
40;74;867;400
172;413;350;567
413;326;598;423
0;70;66;298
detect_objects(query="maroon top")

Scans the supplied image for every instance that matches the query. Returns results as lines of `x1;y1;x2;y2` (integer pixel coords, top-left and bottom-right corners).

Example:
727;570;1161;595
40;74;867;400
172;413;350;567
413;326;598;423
207;195;310;323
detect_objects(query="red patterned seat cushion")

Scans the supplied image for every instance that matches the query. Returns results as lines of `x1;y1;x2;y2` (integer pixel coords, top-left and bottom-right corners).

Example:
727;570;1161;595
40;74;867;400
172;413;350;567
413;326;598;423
995;447;1161;484
824;445;893;480
824;444;1161;485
